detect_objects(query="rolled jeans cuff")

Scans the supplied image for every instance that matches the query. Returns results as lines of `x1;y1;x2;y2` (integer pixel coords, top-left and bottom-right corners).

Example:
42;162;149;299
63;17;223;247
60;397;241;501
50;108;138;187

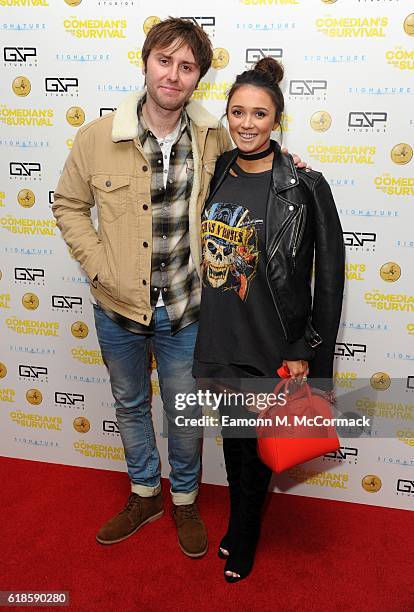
131;482;161;497
171;486;198;506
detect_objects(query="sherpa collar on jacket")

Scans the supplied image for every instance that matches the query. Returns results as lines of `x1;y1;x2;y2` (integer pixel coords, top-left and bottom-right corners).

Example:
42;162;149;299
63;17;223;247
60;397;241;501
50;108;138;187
111;89;219;142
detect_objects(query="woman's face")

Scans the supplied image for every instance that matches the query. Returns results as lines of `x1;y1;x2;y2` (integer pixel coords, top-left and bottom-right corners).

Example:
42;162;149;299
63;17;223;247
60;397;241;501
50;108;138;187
227;84;277;155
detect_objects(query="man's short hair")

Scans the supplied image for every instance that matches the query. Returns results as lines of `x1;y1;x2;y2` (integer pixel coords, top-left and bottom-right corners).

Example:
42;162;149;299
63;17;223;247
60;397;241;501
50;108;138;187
142;17;213;81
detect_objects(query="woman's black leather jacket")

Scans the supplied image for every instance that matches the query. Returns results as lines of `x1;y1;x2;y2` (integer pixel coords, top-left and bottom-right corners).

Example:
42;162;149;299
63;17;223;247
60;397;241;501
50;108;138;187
206;142;345;381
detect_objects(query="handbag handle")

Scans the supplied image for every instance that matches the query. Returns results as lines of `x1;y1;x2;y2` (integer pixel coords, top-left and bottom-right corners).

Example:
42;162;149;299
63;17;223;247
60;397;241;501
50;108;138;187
259;378;312;419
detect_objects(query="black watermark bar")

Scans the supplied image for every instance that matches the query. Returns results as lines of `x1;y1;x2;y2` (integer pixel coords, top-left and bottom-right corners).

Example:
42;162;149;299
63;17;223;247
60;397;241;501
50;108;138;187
0;592;69;607
159;377;414;439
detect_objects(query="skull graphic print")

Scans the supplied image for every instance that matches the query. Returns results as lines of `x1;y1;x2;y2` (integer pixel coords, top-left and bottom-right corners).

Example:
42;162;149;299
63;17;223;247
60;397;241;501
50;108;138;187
201;202;262;301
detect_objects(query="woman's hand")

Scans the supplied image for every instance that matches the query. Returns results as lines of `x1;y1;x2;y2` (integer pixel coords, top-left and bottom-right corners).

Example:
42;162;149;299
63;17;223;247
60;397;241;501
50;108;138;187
283;359;309;382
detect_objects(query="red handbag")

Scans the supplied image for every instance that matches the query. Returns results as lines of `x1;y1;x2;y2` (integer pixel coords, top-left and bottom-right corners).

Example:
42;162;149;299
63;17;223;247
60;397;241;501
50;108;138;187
256;378;340;473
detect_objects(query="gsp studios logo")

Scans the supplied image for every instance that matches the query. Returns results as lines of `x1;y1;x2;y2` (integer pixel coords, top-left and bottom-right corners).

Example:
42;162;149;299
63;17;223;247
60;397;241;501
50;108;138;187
103;420;120;436
3;47;37;66
99;107;116;117
289;80;327;101
323;447;359;464
54;391;85;409
335;342;367;362
396;479;414;497
14;267;45;285
9;162;41;181
246;48;283;68
45;78;79;97
52;295;83;313
179;16;215;31
348;112;387;133
19;364;48;381
343;231;376;252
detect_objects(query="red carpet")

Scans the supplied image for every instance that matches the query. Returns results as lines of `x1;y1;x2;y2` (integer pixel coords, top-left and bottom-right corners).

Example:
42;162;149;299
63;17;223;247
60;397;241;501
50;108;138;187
1;457;413;612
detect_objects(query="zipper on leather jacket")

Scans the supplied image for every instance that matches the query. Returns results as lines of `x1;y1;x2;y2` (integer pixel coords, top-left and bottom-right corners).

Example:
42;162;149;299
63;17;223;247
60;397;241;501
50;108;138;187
265;224;293;340
291;205;304;261
267;205;297;264
265;205;302;339
266;268;288;339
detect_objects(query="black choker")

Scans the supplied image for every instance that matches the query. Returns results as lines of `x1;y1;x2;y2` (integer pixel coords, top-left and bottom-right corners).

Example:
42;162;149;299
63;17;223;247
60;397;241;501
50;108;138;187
237;141;274;161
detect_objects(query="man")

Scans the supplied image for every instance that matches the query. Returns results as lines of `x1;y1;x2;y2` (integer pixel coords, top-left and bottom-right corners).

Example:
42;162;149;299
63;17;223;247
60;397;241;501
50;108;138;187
53;17;304;558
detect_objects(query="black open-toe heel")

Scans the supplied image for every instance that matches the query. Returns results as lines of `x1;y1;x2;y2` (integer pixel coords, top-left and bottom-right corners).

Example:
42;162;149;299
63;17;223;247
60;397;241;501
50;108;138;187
219;438;242;559
218;532;232;559
217;530;235;559
223;535;259;583
218;513;240;559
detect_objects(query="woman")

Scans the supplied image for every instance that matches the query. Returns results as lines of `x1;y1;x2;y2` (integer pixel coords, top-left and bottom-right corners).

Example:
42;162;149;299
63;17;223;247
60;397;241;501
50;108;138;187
193;57;345;582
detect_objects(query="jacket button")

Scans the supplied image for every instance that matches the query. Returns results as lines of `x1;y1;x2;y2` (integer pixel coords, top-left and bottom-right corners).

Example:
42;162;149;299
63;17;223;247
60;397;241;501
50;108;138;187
143;204;148;210
143;241;148;248
142;165;148;172
289;205;294;211
290;178;295;184
143;315;147;321
105;180;111;187
142;279;147;285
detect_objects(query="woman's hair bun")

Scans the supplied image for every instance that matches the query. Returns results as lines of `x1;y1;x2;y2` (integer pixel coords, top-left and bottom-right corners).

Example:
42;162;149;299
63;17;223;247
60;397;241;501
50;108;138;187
254;57;284;85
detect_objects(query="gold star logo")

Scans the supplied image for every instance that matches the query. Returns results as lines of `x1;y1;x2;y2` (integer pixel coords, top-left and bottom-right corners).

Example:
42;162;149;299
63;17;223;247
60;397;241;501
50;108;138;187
22;293;39;310
0;362;7;379
26;388;43;405
391;143;413;165
143;16;161;35
212;48;230;70
12;76;31;97
370;372;391;391
66;106;85;127
71;321;89;338
17;189;35;208
310;111;332;132
380;262;401;283
404;13;414;36
73;416;90;433
361;475;382;493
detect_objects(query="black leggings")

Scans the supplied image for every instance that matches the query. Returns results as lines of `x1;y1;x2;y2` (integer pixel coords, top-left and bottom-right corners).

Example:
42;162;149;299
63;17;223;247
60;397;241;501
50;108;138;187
195;367;274;538
223;436;272;539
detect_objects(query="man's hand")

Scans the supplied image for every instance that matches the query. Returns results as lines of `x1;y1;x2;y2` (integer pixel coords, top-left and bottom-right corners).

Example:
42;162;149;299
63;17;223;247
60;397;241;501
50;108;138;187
281;147;311;170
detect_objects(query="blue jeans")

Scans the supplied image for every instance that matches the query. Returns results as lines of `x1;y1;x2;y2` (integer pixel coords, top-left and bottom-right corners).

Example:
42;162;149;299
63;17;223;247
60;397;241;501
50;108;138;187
93;304;201;505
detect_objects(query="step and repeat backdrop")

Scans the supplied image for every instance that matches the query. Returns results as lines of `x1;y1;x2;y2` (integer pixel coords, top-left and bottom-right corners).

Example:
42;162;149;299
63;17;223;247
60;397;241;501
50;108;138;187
0;0;413;511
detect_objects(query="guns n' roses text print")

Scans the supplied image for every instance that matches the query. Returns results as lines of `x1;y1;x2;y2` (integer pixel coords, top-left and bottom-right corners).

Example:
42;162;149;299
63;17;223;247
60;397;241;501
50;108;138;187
201;201;262;301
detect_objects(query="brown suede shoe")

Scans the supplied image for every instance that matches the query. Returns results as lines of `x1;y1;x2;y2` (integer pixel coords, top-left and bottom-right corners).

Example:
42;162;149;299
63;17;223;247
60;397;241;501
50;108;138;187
96;491;164;545
172;503;208;558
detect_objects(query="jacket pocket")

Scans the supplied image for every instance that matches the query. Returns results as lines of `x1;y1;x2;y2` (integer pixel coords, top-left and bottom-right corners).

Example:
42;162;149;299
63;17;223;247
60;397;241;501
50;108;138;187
91;174;130;223
96;244;118;299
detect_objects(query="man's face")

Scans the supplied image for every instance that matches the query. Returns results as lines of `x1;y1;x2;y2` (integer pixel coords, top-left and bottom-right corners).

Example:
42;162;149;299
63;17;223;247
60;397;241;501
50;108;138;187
143;41;201;112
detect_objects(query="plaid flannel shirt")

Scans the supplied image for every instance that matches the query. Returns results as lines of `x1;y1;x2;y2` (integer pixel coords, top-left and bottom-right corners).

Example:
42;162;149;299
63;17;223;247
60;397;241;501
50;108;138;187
99;97;201;335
